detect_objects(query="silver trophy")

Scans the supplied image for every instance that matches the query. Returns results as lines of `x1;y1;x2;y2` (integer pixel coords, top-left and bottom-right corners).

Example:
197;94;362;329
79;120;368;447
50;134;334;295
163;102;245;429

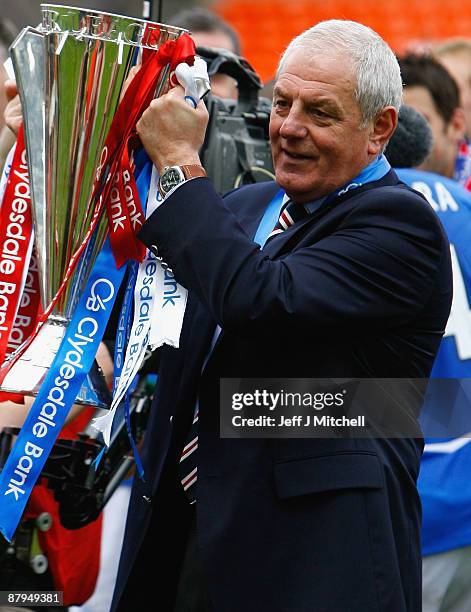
0;5;187;407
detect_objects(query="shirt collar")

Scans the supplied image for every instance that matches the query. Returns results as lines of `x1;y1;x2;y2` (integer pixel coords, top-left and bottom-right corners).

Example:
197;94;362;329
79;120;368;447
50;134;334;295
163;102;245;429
290;154;391;214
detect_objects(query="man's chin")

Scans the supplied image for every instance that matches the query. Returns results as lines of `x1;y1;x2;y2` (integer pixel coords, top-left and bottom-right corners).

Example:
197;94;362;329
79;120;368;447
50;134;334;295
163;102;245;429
275;172;322;204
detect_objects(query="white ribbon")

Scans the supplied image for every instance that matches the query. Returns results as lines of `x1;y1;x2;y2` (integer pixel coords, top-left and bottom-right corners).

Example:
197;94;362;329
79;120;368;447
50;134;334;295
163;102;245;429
147;165;188;349
175;56;211;107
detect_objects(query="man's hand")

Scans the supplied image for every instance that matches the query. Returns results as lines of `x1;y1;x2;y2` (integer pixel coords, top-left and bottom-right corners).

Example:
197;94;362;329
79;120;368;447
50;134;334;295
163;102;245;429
4;80;22;136
136;85;209;173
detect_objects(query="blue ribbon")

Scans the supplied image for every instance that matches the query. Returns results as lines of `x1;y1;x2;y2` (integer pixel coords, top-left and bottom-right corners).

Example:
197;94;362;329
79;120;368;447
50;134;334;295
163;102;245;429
104;157;152;479
92;446;106;470
113;263;138;394
0;237;125;542
111;261;145;479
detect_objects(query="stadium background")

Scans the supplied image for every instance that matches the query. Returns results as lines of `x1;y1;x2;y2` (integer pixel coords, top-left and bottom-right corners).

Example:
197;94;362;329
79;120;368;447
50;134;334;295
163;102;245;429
4;0;471;82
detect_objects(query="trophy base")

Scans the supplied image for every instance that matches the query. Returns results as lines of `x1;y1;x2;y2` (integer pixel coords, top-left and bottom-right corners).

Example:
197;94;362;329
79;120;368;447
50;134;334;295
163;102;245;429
0;316;112;409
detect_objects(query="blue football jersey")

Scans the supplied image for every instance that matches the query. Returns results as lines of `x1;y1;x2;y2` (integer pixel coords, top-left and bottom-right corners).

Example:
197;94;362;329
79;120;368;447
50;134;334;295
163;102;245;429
397;168;471;554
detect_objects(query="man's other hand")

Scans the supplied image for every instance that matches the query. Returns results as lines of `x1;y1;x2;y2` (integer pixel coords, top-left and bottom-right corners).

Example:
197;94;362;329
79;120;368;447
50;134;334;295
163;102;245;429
136;85;209;173
4;79;22;136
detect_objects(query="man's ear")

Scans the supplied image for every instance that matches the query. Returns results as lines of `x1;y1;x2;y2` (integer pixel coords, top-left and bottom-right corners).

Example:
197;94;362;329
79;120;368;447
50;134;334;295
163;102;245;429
447;107;467;142
367;106;398;156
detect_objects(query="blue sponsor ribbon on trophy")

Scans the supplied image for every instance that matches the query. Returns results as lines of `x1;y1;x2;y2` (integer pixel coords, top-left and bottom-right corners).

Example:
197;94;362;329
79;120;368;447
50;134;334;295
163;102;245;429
93;153;164;444
92;260;139;473
120;154;152;479
0;237;125;542
114;264;138;392
97;151;151;478
113;261;145;479
112;153;151;394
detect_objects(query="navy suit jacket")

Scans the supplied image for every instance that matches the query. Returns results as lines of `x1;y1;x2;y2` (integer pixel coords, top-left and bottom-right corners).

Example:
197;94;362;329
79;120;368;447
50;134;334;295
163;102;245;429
113;171;452;612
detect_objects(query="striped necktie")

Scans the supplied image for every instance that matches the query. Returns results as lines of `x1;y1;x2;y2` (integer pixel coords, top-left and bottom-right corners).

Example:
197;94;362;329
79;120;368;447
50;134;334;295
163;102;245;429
266;199;308;241
179;405;199;503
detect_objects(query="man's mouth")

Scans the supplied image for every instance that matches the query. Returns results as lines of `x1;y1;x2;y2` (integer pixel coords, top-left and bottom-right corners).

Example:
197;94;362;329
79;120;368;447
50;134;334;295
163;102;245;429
281;148;310;160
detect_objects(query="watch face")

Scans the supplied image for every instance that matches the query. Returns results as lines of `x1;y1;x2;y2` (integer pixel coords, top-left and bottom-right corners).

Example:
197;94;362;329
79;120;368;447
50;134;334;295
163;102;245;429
160;167;184;193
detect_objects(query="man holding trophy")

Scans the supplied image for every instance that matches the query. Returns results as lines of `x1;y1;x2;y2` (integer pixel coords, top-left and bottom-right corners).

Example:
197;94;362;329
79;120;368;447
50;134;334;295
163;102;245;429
110;19;452;612
0;9;453;612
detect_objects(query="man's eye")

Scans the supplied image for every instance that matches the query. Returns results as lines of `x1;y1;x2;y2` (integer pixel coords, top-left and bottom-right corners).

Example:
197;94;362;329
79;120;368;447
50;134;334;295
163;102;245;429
311;108;329;118
274;99;289;109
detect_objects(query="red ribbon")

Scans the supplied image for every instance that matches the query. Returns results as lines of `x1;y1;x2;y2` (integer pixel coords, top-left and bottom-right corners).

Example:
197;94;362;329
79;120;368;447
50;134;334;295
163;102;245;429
7;250;42;356
0;127;33;367
104;32;196;268
105;147;146;268
0;251;43;404
157;35;196;69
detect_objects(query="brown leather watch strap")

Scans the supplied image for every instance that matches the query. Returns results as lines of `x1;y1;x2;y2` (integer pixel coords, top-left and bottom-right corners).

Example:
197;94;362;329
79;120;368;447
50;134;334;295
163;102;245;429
180;165;207;180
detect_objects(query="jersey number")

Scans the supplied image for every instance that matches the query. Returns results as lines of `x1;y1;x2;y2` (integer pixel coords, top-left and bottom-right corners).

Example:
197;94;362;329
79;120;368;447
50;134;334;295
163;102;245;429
444;244;471;360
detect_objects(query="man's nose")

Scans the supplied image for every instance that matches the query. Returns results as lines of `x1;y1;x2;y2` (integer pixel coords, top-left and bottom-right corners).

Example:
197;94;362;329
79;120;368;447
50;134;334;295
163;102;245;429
279;107;308;139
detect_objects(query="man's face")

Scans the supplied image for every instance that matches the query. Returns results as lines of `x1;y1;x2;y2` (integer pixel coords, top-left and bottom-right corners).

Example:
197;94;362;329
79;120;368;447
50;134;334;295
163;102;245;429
269;49;375;203
438;51;471;137
403;85;460;178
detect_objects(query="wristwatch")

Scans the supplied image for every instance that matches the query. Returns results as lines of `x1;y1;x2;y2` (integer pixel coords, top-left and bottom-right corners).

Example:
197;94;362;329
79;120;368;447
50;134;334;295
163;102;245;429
158;164;207;197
